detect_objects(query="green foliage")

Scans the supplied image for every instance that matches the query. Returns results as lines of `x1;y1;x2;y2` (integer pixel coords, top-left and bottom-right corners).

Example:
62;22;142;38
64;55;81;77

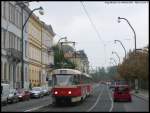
52;45;77;69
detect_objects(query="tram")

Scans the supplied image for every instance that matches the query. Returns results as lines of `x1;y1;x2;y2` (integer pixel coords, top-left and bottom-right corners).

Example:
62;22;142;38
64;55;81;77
51;68;93;104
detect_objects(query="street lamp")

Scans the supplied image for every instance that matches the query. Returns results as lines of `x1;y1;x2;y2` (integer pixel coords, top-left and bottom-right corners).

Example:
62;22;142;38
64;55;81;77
20;5;44;88
118;17;136;54
112;51;120;64
114;40;127;59
57;37;67;45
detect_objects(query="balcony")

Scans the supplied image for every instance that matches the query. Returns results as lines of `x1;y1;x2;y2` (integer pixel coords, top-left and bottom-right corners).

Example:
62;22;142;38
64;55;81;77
6;48;22;63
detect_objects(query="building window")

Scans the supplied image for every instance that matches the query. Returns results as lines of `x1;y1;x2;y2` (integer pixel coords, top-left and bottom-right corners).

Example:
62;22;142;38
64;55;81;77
25;41;28;57
1;62;3;81
25;67;27;81
9;32;15;49
4;63;7;81
1;29;4;48
2;2;6;19
18;38;20;51
9;3;13;23
15;36;18;50
18;12;22;29
15;9;18;27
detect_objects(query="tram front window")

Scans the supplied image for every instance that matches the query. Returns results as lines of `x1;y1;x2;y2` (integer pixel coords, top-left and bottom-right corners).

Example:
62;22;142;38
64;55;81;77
54;75;73;86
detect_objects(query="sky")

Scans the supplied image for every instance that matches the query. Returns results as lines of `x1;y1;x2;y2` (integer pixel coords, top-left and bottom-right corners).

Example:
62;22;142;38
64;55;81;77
29;1;149;69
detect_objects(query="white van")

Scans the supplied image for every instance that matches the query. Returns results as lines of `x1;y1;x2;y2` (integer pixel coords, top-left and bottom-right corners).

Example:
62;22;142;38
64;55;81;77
1;83;10;105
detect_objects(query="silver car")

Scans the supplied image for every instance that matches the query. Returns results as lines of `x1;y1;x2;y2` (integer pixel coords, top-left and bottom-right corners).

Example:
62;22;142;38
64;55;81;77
30;87;44;98
7;89;19;103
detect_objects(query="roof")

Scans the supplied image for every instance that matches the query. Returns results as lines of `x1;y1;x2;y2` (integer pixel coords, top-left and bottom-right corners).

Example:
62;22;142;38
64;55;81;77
52;68;82;75
83;73;92;78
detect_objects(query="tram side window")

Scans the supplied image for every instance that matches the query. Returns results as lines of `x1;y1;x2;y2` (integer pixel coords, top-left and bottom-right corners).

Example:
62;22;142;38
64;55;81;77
73;75;79;85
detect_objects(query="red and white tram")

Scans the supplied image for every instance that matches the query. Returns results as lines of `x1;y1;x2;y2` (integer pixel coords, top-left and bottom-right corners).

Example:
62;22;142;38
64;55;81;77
51;68;93;104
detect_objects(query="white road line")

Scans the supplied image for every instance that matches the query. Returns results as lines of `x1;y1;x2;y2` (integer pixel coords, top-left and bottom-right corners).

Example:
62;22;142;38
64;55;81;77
87;86;104;112
24;104;49;112
108;87;114;112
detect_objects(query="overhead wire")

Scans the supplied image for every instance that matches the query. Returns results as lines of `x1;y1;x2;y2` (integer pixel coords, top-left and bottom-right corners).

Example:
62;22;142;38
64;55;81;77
80;1;107;67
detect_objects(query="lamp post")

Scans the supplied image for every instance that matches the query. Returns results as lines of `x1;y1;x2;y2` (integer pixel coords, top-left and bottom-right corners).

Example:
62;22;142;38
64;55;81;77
118;17;136;54
20;5;44;88
57;37;67;45
114;40;127;59
112;51;121;64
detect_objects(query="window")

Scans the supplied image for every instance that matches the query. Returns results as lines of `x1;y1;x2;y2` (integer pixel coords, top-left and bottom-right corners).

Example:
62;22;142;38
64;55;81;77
4;63;7;81
9;32;15;49
15;37;17;50
25;41;28;57
1;62;3;81
25;67;27;81
15;9;18;27
2;2;6;18
1;29;4;48
5;31;9;49
18;11;22;28
9;3;14;23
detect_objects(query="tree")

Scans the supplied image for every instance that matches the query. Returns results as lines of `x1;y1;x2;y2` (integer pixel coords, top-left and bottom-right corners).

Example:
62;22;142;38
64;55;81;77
118;48;149;81
52;45;77;69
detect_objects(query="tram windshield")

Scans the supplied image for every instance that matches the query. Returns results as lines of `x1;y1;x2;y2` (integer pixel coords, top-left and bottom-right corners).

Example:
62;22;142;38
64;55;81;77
54;75;73;86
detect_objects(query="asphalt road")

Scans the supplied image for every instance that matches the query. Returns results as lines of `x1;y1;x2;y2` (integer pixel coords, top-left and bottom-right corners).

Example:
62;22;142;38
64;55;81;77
1;95;51;112
1;83;149;112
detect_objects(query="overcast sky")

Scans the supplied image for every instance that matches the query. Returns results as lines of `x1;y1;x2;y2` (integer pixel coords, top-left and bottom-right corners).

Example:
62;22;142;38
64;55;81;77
29;1;148;69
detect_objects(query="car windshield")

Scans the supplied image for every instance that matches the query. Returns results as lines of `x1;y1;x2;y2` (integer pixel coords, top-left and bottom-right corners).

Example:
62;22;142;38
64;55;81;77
54;75;73;86
17;89;24;94
33;87;41;91
116;87;129;92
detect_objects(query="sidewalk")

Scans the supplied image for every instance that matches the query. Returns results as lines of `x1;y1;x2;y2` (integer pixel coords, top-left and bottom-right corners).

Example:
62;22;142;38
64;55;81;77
131;89;149;101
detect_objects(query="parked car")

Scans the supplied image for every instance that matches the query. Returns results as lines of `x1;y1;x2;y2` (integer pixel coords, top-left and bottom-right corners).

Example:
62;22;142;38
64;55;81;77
17;89;30;101
30;87;44;98
42;87;50;96
7;89;19;103
1;83;10;105
113;85;132;102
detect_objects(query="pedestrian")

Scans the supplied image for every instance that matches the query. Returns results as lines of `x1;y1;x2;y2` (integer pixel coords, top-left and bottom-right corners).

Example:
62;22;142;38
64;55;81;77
29;83;32;90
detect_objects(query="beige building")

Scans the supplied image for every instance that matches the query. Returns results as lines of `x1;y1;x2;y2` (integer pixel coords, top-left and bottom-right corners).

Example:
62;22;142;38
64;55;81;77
28;14;55;87
63;47;89;73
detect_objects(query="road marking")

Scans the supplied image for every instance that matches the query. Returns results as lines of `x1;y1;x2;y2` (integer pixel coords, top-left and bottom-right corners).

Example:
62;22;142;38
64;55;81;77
108;87;114;112
87;86;104;112
24;104;49;112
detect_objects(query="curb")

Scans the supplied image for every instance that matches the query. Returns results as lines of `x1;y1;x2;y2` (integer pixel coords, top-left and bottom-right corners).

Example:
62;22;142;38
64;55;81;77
132;93;149;102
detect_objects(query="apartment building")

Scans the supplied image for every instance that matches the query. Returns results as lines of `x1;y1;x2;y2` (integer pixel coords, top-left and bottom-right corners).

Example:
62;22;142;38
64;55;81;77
28;14;55;87
1;1;29;89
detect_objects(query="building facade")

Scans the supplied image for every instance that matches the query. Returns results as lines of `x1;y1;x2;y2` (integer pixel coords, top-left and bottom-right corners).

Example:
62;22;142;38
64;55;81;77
28;15;55;87
63;46;89;73
1;1;29;89
41;22;55;87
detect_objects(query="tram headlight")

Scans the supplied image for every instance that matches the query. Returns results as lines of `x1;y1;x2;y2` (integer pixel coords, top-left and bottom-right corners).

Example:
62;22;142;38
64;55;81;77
68;91;71;94
54;91;58;95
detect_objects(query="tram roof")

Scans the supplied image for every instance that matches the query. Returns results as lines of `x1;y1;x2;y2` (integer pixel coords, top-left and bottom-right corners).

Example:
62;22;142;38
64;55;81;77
83;73;92;78
52;68;82;75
